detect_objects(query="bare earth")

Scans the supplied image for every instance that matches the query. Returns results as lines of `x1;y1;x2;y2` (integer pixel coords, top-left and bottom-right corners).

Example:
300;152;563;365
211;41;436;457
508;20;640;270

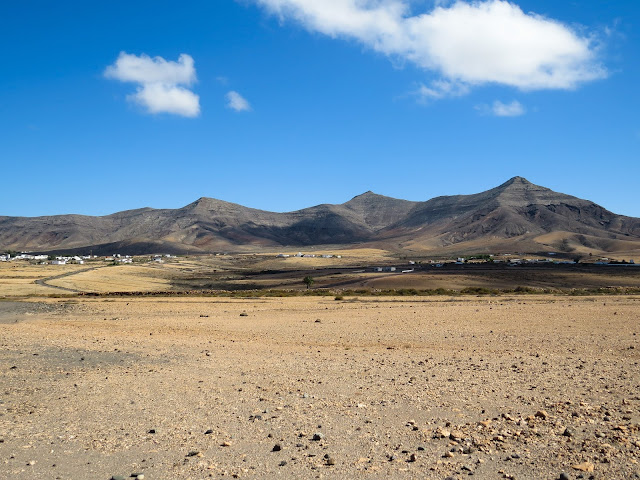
1;295;639;479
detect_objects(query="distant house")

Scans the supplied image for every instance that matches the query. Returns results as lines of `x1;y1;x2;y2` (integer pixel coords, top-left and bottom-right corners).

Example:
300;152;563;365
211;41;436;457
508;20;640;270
375;266;396;272
51;260;66;265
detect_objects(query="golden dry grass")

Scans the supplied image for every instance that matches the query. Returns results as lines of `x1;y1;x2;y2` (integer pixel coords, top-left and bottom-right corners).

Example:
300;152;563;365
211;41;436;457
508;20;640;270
47;265;172;293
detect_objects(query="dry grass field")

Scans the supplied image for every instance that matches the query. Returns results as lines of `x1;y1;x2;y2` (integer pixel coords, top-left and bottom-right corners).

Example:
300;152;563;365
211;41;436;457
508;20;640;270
46;265;173;293
1;295;639;479
1;254;640;297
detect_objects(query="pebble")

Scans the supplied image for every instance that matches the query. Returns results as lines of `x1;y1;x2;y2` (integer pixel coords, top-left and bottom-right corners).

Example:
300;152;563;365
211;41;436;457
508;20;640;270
325;455;336;466
272;444;282;452
204;429;213;435
559;473;570;480
279;460;287;466
572;462;595;473
111;476;126;480
312;432;324;441
563;427;575;437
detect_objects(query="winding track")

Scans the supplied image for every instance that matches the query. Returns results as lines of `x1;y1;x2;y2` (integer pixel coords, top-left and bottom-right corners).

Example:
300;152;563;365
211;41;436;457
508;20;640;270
35;265;106;293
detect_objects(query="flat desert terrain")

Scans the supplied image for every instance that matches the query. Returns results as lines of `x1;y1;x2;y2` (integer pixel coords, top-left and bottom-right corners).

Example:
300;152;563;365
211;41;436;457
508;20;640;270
1;295;639;479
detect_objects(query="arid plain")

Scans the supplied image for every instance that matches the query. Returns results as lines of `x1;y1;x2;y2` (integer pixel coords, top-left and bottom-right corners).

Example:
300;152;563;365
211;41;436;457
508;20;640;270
1;256;639;479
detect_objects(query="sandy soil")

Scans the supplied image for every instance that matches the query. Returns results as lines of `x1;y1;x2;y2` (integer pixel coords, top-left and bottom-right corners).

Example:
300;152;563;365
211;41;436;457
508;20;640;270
1;295;639;479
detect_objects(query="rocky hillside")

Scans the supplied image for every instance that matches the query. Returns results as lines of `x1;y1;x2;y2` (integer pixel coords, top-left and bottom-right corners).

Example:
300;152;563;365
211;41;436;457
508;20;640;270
1;177;639;255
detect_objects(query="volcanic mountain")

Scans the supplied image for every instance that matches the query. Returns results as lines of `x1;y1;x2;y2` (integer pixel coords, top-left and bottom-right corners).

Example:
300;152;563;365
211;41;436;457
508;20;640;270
1;177;639;256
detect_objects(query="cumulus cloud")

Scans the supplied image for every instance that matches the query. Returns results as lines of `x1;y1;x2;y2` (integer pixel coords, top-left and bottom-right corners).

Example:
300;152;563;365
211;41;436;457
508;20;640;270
476;99;525;116
255;0;606;96
105;52;200;117
226;91;252;112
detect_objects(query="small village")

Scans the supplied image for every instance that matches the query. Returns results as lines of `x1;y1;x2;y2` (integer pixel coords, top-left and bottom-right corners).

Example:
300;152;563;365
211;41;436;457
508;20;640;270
0;252;177;265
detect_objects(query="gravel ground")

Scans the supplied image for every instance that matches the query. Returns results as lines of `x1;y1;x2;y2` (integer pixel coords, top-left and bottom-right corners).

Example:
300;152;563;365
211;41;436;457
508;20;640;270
1;295;639;479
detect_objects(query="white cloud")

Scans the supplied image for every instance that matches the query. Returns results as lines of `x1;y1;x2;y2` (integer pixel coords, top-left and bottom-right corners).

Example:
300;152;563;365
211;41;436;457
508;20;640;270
415;79;469;101
226;91;252;112
105;52;200;117
491;100;525;116
476;99;525;116
255;0;606;95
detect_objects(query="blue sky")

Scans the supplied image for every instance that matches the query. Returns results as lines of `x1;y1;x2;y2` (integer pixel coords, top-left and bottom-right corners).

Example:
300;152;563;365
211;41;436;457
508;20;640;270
1;1;639;217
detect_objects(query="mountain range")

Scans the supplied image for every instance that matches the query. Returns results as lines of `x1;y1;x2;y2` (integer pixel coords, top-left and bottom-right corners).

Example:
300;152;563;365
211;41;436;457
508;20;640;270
1;177;639;256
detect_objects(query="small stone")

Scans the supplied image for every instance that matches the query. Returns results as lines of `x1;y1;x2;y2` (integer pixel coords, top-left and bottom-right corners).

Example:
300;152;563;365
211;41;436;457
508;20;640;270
279;460;287;466
535;410;548;420
326;456;336;466
221;441;232;447
444;451;454;458
239;312;248;317
204;429;213;435
111;476;126;480
312;432;324;441
408;453;417;462
148;429;156;434
572;462;595;473
563;427;575;437
187;451;201;457
559;473;570;480
272;444;282;452
136;476;144;480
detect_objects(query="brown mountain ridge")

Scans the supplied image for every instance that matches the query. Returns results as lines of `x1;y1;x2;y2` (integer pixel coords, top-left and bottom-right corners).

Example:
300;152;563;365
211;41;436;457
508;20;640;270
1;177;639;256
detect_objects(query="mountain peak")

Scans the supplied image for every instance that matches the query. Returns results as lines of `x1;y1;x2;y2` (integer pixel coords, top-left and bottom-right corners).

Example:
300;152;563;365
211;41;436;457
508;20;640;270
351;190;378;199
503;176;532;187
